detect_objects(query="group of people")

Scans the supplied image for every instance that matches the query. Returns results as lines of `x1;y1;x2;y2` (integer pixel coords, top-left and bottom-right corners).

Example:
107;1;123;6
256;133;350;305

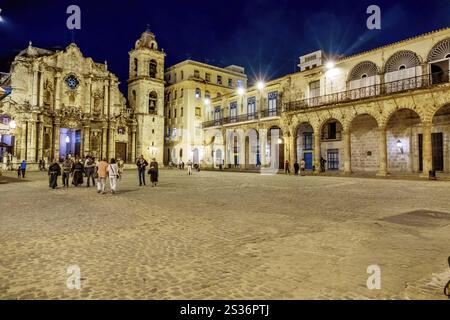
47;155;125;194
285;157;328;176
136;155;159;187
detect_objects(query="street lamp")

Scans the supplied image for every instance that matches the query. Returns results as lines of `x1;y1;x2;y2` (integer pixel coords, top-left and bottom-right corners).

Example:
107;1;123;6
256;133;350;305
9;120;16;129
237;87;245;96
326;61;336;70
257;81;265;91
204;98;210;106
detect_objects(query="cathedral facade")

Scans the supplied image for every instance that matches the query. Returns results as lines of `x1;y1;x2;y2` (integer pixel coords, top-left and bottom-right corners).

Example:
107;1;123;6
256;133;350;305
0;30;165;169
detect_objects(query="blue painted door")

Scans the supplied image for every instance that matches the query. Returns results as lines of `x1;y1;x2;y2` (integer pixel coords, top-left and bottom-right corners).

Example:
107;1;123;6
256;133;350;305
304;153;313;170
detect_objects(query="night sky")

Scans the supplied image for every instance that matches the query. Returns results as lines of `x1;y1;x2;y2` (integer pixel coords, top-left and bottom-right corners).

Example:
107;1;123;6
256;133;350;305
0;0;449;93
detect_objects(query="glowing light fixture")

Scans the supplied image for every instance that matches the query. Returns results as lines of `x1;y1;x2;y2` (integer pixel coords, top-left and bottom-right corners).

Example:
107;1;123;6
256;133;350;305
396;140;404;154
237;87;245;96
65;136;70;143
277;138;283;144
326;61;336;70
257;81;265;91
9;120;16;129
204;98;211;105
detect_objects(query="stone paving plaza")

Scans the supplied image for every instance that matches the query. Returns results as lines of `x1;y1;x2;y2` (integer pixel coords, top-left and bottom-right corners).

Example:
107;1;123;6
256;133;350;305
0;169;449;300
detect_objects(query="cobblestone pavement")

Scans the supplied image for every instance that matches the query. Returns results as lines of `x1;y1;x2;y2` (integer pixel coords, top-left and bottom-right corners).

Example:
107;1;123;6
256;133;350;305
0;170;449;300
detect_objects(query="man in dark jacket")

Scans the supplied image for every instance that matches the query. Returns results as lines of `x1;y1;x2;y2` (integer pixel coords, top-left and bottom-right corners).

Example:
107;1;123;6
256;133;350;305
48;160;61;189
136;155;149;186
84;156;96;187
294;161;300;175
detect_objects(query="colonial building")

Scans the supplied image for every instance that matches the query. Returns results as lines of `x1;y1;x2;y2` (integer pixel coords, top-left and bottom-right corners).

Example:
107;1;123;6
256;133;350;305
0;30;166;170
163;60;247;165
202;27;450;177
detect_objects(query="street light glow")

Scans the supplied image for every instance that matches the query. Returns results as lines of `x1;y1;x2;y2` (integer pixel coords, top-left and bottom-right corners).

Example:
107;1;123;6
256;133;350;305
326;61;336;70
257;81;265;90
9;120;16;129
204;98;210;105
237;87;245;96
65;136;70;143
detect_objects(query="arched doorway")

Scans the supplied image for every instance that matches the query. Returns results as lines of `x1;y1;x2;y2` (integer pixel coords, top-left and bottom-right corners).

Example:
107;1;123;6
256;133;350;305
267;127;284;170
0;115;15;165
245;129;259;168
432;104;450;172
350;114;379;172
320;119;343;172
295;122;314;171
386;109;422;173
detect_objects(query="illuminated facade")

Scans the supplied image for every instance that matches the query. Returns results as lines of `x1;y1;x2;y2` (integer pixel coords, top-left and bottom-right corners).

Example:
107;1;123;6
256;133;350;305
202;28;450;176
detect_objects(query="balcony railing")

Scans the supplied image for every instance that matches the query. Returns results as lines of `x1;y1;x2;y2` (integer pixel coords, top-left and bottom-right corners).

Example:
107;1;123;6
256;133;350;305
285;72;450;112
202;110;280;128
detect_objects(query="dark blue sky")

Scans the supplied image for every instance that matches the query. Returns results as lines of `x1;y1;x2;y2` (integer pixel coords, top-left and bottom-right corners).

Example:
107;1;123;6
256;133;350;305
0;0;449;93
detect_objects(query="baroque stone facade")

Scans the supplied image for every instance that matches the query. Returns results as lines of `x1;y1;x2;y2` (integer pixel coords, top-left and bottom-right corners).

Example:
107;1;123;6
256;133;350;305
0;30;165;169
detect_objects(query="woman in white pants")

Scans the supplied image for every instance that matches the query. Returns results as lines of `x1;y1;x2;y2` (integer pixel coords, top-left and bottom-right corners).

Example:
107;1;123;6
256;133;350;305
107;158;119;194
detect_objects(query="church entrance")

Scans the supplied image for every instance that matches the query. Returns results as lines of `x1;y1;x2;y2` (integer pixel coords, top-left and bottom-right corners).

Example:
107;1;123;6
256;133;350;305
115;142;127;162
59;128;82;159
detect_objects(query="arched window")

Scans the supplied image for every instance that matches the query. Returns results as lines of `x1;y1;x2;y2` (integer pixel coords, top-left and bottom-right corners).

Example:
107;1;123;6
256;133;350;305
134;58;138;75
195;88;201;99
428;38;450;62
132;90;136;107
205;91;211;99
149;60;157;78
149;91;157;114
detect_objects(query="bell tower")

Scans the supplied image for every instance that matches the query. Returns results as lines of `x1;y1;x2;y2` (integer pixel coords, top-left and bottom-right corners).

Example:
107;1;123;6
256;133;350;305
128;28;166;164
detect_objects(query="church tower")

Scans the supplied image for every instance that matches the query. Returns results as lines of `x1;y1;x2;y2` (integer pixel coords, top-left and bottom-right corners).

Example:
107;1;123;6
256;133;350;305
128;29;166;164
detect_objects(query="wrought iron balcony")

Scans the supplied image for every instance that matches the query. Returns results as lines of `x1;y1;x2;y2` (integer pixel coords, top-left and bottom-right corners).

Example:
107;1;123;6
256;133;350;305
202;110;279;128
285;72;450;112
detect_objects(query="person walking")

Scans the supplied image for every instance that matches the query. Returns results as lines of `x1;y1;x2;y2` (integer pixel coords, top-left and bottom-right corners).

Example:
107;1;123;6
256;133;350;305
320;156;327;173
300;159;306;176
284;159;291;175
294;161;300;176
148;158;159;187
187;160;193;175
117;157;125;180
19;160;26;178
97;158;109;194
107;158;119;194
136;155;148;186
62;157;73;188
48;160;61;189
72;159;84;187
84;156;96;187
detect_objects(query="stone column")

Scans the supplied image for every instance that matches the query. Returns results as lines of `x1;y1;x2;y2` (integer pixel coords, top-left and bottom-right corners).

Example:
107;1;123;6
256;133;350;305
290;130;297;166
377;125;388;177
26;119;37;162
221;129;227;167
259;129;267;167
108;122;116;160
19;121;27;161
54;73;61;110
313;129;321;173
103;82;109;117
38;72;44;108
101;126;108;160
83;125;91;156
343;128;352;174
131;126;137;163
53;119;61;161
37;115;44;162
421;122;433;178
85;77;92;114
32;70;39;107
239;133;246;168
